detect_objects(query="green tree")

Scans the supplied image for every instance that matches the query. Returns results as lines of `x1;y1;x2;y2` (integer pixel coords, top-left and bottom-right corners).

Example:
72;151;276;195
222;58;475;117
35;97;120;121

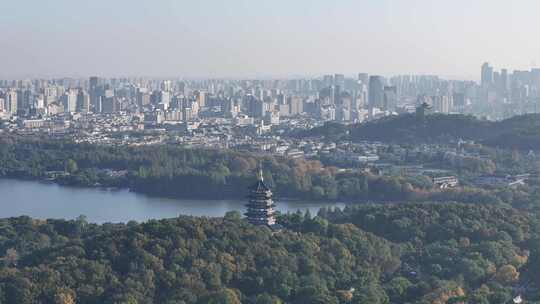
353;284;389;304
204;289;241;304
255;293;283;304
65;159;78;174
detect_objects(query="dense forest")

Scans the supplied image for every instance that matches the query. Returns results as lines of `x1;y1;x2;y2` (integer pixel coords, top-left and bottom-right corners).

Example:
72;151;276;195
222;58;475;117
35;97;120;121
2;135;540;209
0;135;457;203
3;123;540;302
301;113;540;150
0;203;539;303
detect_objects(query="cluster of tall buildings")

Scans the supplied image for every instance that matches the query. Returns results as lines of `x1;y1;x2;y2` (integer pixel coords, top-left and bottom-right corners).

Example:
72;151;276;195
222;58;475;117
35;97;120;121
480;62;540;103
0;74;465;124
0;84;90;116
2;64;540;124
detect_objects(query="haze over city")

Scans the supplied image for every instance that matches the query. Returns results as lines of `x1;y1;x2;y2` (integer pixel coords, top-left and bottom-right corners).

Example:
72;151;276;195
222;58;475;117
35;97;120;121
3;0;540;79
4;2;540;303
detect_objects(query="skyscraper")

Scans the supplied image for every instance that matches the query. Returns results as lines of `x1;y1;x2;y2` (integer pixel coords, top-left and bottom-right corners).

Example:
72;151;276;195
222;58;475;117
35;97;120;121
323;75;334;87
22;89;32;111
160;80;172;92
500;69;509;94
89;76;99;90
289;96;303;115
531;68;540;89
245;94;264;118
89;76;100;111
383;86;398;111
354;86;367;112
432;95;452;113
136;88;150;109
336;92;352;121
453;93;466;112
5;90;18;114
481;62;493;87
62;89;78;113
160;91;171;110
358;73;369;85
368;75;384;109
195;91;206;108
334;74;345;89
76;90;90;113
100;96;118;113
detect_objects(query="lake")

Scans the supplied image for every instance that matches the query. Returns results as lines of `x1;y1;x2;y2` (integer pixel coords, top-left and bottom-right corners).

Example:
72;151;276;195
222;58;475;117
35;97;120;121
0;178;345;223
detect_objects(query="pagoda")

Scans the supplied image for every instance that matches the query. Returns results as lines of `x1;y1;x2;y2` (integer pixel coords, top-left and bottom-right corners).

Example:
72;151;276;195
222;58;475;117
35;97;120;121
245;168;277;226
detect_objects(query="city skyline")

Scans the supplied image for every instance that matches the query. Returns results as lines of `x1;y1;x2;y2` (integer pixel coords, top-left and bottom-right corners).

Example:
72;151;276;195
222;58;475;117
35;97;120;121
0;61;536;83
4;2;540;303
3;0;540;79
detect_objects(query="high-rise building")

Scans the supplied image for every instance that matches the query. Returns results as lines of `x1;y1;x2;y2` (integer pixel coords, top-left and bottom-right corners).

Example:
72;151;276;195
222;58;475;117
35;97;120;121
104;89;114;98
76;90;90;113
22;89;32;111
289;96;303;115
432;95;452;113
195;91;206;108
334;74;345;89
89;76;99;89
481;62;493;87
245;95;264;118
323;75;334;87
453;93;466;112
190;100;200;118
34;94;45;110
531;68;540;89
500;69;509;94
100;96;118;113
89;76;100;111
358;73;369;85
165;109;183;122
150;90;160;105
336;92;352;121
183;107;193;121
160;80;172;92
223;98;238;118
159;91;171;110
355;83;368;110
383;86;398;111
5;90;18;114
16;89;25;113
368;76;384;109
62;89;78;113
264;110;280;125
177;81;186;95
136;88;150;108
493;72;500;89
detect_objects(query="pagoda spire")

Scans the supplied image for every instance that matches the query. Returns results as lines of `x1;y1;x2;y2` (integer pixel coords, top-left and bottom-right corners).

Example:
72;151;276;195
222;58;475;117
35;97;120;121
257;164;264;182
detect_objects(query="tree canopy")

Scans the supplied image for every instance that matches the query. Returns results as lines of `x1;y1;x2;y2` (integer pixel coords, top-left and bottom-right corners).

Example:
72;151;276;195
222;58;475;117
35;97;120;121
0;203;539;303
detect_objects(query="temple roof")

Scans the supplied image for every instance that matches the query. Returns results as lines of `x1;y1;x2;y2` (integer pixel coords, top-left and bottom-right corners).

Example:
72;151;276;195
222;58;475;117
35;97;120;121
250;179;270;192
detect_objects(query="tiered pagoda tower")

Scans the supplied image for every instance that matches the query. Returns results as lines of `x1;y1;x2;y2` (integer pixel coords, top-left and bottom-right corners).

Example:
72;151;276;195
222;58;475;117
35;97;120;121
245;169;277;226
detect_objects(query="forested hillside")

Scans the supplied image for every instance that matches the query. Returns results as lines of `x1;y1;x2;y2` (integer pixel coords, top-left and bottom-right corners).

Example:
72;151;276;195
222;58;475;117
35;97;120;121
0;203;539;303
303;113;540;150
0;136;446;202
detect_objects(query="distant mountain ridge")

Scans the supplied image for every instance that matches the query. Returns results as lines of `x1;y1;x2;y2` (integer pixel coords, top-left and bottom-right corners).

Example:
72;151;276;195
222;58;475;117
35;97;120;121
302;113;540;150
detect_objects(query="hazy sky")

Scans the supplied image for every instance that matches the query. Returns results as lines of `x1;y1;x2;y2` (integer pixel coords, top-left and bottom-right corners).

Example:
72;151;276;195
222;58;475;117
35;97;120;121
2;0;540;79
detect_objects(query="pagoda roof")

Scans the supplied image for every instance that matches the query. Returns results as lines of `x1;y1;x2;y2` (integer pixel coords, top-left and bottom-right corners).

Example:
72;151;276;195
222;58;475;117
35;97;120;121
250;179;271;192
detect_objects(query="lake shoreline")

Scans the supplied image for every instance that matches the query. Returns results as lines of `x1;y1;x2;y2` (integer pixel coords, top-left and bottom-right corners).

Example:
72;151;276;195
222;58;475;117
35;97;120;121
0;178;347;224
0;175;349;205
